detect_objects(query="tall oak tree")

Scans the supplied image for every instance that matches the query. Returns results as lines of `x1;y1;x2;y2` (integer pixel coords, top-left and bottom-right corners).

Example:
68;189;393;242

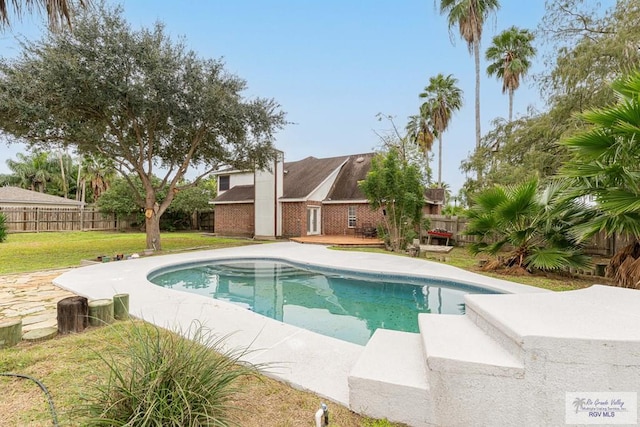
0;5;286;249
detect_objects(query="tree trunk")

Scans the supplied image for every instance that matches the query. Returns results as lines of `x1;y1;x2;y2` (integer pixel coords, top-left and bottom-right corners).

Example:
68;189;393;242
113;293;129;320
88;299;114;326
0;318;22;348
57;296;88;334
145;212;161;250
438;134;443;187
474;39;482;181
58;150;68;198
76;163;82;201
508;88;514;123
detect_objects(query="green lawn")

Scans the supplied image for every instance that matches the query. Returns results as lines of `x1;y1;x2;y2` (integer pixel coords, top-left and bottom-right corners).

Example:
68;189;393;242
0;231;257;274
334;246;606;292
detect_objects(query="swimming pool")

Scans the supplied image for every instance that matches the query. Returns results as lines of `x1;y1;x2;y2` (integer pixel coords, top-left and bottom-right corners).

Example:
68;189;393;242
149;258;498;345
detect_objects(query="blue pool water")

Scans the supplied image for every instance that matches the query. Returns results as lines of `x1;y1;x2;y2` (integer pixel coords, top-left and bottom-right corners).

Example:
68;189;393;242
149;259;497;345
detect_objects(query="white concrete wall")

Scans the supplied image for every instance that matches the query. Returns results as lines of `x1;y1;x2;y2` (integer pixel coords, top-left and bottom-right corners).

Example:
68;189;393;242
254;153;283;239
350;285;640;426
217;171;254;195
230;172;254;187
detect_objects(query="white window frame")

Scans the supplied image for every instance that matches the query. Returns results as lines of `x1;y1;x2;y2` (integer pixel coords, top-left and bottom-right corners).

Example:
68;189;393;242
348;206;357;228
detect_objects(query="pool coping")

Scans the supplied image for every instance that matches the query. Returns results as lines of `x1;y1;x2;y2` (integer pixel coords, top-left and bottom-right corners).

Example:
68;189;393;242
53;242;546;407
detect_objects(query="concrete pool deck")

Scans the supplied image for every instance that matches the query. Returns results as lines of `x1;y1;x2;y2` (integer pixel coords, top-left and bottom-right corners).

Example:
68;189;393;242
52;242;640;426
52;243;539;402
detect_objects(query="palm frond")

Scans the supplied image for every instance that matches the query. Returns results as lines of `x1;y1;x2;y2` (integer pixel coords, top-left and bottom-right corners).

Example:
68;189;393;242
526;247;591;271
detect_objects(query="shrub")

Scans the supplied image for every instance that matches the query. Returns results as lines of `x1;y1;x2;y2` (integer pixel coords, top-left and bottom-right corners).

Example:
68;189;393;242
0;213;7;243
83;321;260;426
464;179;590;272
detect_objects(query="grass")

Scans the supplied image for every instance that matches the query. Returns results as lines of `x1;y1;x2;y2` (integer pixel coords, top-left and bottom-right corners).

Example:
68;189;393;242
0;232;610;425
0;231;257;274
0;322;396;427
334;246;608;292
0;231;403;426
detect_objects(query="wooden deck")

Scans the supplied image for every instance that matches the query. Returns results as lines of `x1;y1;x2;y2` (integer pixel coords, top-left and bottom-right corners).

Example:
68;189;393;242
289;234;384;247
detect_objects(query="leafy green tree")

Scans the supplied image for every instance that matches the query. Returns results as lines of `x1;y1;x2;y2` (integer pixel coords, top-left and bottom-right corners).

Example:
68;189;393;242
461;1;638;195
359;148;425;252
96;176;144;221
98;175;214;232
460;112;572;195
538;0;640;117
485;26;536;123
465;179;589;272
560;70;640;288
0;4;286;250
0;0;89;31
419;73;463;186
375;113;433;184
439;0;500;154
0;173;13;186
170;176;216;214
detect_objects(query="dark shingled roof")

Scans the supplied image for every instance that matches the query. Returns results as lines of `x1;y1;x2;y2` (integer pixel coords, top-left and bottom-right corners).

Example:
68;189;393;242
212;185;254;203
210;153;445;205
326;153;374;200
0;186;83;206
282;155;349;199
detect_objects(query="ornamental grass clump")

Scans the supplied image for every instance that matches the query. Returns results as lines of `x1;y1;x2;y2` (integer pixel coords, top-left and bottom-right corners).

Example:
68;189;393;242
83;321;259;426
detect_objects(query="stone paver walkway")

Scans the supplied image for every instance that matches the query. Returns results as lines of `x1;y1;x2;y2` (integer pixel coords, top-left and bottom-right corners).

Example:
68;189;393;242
0;269;76;333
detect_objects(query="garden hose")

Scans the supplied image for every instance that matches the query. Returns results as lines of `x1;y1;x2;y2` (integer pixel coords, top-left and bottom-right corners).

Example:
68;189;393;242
0;372;60;427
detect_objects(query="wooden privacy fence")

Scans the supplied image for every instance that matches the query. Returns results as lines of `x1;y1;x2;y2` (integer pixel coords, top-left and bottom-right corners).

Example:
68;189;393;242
0;207;134;232
424;214;632;257
1;207;214;233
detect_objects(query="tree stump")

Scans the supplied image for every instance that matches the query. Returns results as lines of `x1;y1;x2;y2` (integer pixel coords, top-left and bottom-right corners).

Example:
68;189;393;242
57;296;88;335
88;299;114;326
23;327;58;343
0;318;22;348
113;293;129;320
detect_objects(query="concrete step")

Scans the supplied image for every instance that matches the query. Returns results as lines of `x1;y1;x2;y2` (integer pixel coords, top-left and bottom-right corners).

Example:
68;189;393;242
349;329;432;427
419;313;524;377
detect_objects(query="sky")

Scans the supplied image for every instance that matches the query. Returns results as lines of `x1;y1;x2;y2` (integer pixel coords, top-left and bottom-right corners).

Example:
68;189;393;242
0;0;550;195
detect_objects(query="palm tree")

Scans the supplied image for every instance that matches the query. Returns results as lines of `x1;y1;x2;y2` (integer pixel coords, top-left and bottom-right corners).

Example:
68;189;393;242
464;179;590;272
439;0;500;154
406;112;435;159
0;0;90;31
5;151;53;192
486;26;536;123
78;154;117;203
560;70;640;288
419;73;463;187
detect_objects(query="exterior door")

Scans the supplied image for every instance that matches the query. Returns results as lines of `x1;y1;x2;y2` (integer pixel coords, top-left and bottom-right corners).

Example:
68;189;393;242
306;206;320;235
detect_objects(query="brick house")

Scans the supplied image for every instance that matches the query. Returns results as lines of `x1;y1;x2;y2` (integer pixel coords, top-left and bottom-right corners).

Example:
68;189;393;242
212;152;444;238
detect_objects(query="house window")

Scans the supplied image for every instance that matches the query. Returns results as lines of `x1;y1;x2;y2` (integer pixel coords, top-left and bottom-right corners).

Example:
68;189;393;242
348;206;357;228
219;175;230;191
